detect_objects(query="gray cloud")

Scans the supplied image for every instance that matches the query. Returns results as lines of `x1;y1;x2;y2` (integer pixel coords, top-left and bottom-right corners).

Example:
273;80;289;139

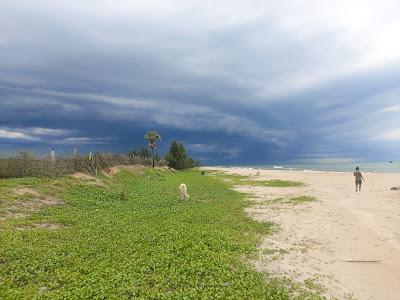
1;0;400;162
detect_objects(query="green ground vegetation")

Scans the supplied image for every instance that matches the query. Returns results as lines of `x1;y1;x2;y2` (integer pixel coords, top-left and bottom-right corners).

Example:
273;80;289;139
264;196;316;206
288;196;316;204
212;172;304;188
0;168;322;299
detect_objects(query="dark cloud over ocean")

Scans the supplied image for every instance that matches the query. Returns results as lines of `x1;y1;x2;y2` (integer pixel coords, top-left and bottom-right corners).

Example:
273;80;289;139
1;0;399;164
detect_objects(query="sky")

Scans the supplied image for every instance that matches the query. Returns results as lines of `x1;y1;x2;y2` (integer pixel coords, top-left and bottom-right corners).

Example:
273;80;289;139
1;0;399;164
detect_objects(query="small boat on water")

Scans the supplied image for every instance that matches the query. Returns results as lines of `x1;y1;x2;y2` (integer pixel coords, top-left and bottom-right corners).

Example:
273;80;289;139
389;161;393;163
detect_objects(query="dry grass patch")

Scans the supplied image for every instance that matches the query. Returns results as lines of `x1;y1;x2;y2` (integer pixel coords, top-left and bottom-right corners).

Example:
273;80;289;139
71;172;108;187
101;165;147;178
12;187;41;197
12;188;63;206
0;212;26;222
0;187;63;222
15;222;64;231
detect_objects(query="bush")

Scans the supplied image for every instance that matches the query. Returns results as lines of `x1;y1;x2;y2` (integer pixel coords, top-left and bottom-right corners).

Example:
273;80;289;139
139;147;150;159
164;141;200;170
128;148;139;158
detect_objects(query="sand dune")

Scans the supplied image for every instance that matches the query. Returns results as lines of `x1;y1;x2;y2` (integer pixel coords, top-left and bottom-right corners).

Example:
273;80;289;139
208;167;400;300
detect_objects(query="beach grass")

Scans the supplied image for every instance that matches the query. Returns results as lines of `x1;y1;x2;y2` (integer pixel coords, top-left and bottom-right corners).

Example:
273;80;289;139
266;196;316;206
0;168;321;299
288;195;316;204
210;171;304;187
263;180;304;187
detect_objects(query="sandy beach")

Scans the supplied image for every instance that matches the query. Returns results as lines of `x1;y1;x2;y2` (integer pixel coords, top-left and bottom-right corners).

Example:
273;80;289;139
205;167;400;300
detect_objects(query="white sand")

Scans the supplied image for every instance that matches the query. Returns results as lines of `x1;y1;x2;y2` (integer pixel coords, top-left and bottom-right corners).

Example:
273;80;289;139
205;167;400;300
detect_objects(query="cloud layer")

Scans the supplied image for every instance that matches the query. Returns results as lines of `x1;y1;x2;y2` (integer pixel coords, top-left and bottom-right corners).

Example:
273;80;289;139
1;0;399;163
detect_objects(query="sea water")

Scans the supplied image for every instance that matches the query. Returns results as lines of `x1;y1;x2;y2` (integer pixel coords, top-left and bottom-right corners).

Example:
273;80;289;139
251;162;400;173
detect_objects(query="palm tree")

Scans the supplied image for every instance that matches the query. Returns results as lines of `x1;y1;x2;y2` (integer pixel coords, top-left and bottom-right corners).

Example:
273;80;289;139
144;131;161;167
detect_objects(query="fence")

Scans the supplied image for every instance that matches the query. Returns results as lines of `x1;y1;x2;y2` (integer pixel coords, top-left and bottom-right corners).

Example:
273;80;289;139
0;152;158;179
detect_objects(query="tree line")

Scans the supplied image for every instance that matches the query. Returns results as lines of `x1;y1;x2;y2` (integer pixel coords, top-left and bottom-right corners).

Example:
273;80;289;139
129;131;200;170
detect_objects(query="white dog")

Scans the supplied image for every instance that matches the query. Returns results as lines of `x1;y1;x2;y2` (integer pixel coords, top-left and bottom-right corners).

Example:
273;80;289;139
179;183;190;200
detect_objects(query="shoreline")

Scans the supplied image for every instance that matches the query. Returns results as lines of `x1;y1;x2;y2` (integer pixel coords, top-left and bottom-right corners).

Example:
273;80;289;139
204;165;400;175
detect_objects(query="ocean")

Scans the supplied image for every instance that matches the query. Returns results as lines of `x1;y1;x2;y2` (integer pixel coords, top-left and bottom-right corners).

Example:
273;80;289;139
249;162;400;173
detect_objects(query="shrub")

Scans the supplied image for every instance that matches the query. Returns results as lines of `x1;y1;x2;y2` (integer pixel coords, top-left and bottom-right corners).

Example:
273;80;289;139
128;148;138;158
139;147;150;159
164;141;200;170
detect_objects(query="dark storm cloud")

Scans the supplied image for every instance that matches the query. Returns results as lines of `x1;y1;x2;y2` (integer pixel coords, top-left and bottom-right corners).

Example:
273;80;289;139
1;0;400;163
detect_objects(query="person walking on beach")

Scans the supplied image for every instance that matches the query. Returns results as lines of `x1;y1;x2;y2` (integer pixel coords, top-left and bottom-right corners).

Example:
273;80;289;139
354;167;365;191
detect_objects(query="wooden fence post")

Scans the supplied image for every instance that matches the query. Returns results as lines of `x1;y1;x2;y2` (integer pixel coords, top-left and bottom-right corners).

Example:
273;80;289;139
50;148;56;163
72;146;78;172
72;146;78;159
88;151;97;175
50;148;56;177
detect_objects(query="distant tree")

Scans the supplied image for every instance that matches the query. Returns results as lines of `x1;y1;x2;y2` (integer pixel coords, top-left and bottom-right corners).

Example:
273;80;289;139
164;140;181;169
154;153;161;162
187;157;200;168
165;140;199;170
139;147;150;159
18;151;35;160
128;148;138;158
144;131;161;167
